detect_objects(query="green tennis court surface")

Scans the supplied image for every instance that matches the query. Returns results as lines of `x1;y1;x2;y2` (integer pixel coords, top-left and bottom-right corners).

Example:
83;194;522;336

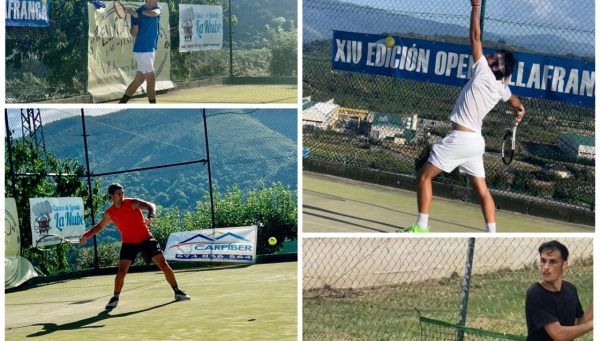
303;172;593;232
110;84;297;104
6;262;297;341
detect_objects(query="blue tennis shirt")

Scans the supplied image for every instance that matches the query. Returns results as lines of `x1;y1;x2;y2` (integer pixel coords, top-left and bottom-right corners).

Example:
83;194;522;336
133;5;161;53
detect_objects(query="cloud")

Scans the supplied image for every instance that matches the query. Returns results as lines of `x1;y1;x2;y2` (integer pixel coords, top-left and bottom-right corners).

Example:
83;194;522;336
520;0;589;28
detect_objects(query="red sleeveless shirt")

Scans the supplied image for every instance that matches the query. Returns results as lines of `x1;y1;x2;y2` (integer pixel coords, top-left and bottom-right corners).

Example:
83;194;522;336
107;199;152;243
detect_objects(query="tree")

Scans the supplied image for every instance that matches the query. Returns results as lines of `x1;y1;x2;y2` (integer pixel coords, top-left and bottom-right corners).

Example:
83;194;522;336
266;22;298;77
8;1;86;89
150;183;297;255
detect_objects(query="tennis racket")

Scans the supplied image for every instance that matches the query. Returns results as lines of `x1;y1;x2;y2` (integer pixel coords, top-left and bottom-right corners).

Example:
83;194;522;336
114;1;128;19
34;234;79;252
501;121;518;165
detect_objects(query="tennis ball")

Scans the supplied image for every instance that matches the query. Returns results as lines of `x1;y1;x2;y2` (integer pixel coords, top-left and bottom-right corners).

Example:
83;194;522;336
268;237;277;245
385;36;395;48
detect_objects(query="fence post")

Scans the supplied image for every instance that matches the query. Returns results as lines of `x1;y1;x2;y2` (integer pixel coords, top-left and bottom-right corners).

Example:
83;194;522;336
457;237;476;341
5;110;18;198
480;0;486;40
228;0;234;80
202;109;217;228
83;2;89;95
80;109;99;270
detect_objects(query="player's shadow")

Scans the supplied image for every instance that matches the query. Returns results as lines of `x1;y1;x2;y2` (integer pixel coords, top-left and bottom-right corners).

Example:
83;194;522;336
26;301;176;337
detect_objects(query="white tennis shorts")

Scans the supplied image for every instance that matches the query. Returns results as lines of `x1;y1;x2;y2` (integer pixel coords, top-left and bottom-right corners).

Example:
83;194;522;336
428;130;486;178
134;52;156;73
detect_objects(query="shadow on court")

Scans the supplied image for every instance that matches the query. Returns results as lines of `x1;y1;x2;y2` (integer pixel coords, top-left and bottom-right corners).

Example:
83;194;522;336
304;192;479;232
303;172;593;232
25;301;176;337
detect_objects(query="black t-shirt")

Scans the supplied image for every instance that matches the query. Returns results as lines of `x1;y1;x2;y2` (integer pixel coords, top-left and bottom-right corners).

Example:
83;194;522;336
525;281;584;341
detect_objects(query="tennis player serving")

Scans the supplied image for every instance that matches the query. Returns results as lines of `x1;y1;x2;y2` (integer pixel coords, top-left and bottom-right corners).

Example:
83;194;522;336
119;0;161;104
400;0;525;233
80;183;190;310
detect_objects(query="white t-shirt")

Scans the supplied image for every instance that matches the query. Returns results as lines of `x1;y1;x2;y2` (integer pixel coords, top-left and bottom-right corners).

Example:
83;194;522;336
449;56;512;132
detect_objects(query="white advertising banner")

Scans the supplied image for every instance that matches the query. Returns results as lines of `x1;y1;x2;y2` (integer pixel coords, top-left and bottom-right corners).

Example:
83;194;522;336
29;197;86;247
6;197;20;257
179;4;223;52
165;226;257;263
88;1;174;102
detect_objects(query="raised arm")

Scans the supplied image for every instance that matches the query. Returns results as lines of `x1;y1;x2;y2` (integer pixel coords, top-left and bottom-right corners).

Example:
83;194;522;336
470;0;483;62
80;211;112;244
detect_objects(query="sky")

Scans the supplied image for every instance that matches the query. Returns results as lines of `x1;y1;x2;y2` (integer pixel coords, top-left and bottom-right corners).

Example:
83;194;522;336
5;109;121;138
337;0;594;43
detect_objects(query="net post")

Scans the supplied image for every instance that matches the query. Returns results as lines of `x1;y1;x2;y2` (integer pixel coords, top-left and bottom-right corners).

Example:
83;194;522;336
202;109;217;228
457;237;476;341
80;109;99;270
228;0;234;80
5;109;18;198
480;0;486;40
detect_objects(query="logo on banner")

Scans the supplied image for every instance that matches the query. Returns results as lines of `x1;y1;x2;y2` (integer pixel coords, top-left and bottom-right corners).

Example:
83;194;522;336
165;226;257;263
6;0;50;27
31;200;53;235
181;20;193;41
169;231;252;252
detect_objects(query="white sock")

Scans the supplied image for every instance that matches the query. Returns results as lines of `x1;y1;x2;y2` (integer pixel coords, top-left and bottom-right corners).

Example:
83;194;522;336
416;213;429;228
486;223;496;233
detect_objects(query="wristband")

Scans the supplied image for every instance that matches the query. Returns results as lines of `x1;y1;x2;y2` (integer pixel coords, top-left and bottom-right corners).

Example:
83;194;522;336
147;213;155;219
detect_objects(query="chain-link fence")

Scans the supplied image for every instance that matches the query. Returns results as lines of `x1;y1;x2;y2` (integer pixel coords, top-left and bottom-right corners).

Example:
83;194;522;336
5;108;297;275
303;237;593;340
6;0;297;103
302;0;594;215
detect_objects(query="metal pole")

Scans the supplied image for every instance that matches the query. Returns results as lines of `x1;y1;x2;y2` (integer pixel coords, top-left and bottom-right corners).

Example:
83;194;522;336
83;1;89;95
203;109;216;228
5;109;18;198
228;0;234;80
80;109;99;270
457;237;476;341
480;0;486;40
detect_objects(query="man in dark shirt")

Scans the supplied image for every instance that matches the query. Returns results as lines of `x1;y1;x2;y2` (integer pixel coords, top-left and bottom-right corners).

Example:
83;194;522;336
525;240;592;340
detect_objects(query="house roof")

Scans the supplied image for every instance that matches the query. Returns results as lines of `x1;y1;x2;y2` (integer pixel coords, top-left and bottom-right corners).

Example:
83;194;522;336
560;132;595;146
303;99;339;122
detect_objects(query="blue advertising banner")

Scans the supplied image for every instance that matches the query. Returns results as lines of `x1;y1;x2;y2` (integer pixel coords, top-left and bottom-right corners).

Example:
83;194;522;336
332;30;594;107
6;0;50;27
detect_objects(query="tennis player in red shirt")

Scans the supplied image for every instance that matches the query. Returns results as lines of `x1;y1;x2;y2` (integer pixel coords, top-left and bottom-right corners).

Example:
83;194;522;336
80;183;190;310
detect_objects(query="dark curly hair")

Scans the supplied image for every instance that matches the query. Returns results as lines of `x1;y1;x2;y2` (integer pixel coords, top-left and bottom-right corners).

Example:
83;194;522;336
493;49;516;80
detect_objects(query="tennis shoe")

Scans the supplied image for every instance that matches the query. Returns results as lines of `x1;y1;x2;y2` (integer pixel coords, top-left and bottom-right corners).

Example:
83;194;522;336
397;224;430;233
175;290;191;301
105;296;119;310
